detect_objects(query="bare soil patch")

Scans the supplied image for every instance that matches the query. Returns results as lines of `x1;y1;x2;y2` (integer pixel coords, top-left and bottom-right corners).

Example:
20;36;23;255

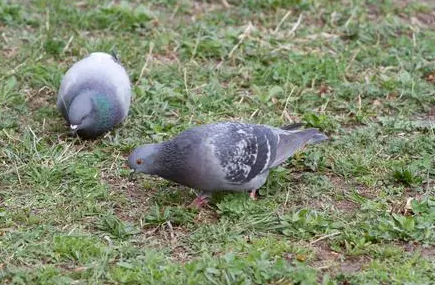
25;87;56;111
311;241;370;275
402;242;435;259
101;168;155;222
329;176;361;213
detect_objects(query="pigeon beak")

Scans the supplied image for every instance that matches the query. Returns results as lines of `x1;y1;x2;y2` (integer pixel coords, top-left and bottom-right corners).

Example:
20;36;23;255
70;124;79;131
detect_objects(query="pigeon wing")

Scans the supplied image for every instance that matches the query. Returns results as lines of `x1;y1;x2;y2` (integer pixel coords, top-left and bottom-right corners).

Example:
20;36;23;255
209;124;279;184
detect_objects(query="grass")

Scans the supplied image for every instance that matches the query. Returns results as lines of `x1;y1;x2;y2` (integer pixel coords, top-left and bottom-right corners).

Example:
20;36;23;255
1;0;434;284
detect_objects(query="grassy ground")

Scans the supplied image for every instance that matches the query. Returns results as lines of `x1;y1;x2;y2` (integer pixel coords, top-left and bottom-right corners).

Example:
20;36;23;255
1;0;435;284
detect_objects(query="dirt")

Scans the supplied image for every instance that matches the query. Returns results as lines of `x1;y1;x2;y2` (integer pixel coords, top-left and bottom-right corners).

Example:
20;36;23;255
402;242;435;259
328;176;362;213
425;105;435;119
25;87;56;111
311;241;370;275
170;244;193;263
303;196;359;215
339;256;369;274
101;167;155;222
314;241;342;265
281;173;363;215
100;169;198;262
367;0;435;29
398;0;435;28
194;207;220;224
366;3;382;21
415;11;435;26
152;50;181;66
191;0;223;14
1;46;18;58
334;199;359;213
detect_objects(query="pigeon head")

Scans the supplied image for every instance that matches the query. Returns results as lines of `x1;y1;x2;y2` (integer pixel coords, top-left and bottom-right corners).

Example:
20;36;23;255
68;91;113;138
68;94;93;130
128;144;160;174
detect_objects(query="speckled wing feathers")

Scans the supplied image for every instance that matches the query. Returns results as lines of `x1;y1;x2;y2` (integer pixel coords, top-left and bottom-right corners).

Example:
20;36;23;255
208;123;278;184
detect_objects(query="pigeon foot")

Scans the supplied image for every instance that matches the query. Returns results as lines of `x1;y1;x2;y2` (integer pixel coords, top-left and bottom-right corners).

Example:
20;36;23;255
249;190;257;200
189;195;209;208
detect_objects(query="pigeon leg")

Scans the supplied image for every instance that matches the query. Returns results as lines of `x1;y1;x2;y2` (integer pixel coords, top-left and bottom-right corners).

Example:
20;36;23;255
189;194;210;208
249;190;258;200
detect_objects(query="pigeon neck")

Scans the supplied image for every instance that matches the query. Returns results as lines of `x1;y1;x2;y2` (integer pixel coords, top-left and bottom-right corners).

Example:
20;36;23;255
90;93;116;131
151;141;176;173
151;141;193;184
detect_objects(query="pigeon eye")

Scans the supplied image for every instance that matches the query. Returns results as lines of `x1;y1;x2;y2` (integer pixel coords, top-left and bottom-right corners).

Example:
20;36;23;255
136;159;142;165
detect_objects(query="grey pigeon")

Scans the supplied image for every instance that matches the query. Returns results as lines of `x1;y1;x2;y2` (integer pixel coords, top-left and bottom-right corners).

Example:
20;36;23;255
57;52;131;139
128;122;328;207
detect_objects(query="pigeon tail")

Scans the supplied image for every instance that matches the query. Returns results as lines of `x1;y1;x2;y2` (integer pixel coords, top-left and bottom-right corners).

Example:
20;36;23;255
280;123;328;144
280;123;304;130
306;130;328;144
270;128;328;168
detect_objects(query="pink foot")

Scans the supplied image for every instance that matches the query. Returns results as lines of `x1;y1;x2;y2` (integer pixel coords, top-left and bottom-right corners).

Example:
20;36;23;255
189;195;209;208
249;190;257;200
